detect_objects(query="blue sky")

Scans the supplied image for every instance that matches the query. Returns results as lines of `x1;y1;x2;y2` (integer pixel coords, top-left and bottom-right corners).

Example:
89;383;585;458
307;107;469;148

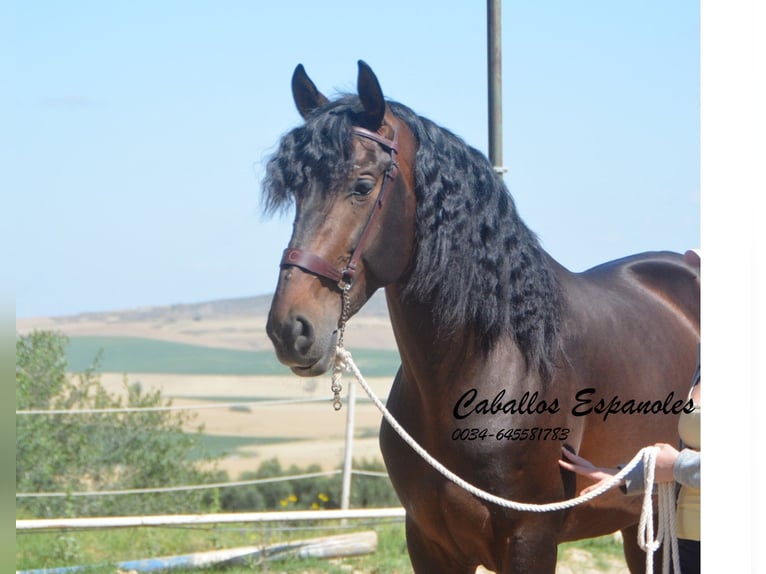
8;1;700;318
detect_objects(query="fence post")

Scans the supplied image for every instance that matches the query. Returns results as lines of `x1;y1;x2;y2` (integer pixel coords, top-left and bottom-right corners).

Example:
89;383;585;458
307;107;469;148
339;378;356;521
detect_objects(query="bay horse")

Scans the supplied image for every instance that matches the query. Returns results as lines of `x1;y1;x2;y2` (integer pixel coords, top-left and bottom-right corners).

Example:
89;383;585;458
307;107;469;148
264;61;700;574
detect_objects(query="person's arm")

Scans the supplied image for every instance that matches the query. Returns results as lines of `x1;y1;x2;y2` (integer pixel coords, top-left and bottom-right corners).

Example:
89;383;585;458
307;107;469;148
559;443;681;496
673;448;700;489
558;448;624;495
621;442;684;494
619;460;645;495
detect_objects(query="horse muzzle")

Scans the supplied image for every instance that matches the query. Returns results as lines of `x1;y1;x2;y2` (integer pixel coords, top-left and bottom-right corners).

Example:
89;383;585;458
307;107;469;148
266;307;338;377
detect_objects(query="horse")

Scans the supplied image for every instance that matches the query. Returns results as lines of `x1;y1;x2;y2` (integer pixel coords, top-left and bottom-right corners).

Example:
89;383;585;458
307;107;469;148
264;61;700;574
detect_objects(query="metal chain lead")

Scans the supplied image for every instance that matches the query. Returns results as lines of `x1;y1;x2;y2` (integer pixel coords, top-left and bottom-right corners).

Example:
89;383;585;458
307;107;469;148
330;372;343;411
330;282;352;411
337;280;352;348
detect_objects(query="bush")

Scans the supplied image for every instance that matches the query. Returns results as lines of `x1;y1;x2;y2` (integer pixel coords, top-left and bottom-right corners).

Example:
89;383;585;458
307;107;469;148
344;458;400;508
16;331;220;518
219;457;399;512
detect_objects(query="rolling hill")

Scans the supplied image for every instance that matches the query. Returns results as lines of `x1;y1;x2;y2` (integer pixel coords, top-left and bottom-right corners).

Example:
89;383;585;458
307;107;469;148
16;291;397;355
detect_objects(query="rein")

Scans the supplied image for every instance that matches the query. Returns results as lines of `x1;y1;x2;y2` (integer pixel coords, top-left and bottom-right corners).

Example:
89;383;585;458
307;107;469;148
334;347;681;574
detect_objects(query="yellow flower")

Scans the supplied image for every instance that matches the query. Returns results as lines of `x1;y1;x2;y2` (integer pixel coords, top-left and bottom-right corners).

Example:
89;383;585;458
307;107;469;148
311;502;320;510
318;493;329;502
288;494;298;503
280;499;288;507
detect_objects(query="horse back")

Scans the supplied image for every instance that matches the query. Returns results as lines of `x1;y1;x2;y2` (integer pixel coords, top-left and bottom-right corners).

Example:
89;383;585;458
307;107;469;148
578;250;699;333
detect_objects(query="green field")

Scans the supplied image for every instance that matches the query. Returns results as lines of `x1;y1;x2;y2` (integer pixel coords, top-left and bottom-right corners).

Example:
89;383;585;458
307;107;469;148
191;434;305;461
65;336;401;377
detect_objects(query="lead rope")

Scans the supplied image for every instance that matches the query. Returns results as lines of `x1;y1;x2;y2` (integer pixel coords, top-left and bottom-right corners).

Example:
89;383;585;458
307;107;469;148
638;448;681;574
331;346;680;574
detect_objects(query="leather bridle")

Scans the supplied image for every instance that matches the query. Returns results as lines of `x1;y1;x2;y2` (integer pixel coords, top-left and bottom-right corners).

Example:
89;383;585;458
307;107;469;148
279;125;400;293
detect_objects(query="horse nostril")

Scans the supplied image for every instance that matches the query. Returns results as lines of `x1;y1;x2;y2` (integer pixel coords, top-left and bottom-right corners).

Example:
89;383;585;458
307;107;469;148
292;315;315;355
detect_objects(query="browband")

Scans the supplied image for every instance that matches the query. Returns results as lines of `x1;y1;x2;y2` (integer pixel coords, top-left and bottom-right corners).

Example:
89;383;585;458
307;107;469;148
351;126;398;152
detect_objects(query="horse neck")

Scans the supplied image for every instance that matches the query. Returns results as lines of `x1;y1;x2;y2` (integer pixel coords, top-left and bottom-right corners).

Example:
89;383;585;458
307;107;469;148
383;284;523;390
383;251;572;394
384;285;446;382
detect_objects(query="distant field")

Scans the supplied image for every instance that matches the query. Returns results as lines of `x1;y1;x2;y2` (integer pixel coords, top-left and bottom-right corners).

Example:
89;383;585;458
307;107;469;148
190;434;304;461
65;336;401;377
60;336;400;475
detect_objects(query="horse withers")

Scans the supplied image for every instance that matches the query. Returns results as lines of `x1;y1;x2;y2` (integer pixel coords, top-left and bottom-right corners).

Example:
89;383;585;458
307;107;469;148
264;61;700;574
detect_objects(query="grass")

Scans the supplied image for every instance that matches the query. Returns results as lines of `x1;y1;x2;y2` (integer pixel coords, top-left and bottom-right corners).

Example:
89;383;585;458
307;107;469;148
558;535;626;572
16;522;627;573
65;336;401;376
15;520;410;573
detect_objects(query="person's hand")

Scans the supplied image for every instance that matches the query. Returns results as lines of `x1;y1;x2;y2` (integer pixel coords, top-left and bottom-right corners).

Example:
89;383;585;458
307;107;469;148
651;442;680;483
559;444;681;496
558;447;621;495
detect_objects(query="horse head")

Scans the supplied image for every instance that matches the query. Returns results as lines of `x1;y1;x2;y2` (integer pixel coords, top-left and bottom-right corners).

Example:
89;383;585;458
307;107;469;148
265;61;417;376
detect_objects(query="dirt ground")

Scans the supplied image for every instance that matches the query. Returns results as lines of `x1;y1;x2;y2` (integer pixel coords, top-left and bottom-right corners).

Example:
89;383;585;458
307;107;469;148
98;372;394;476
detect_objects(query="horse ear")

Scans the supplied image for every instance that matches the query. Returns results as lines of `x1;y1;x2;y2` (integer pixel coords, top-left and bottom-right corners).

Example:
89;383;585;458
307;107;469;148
357;60;386;128
291;64;329;120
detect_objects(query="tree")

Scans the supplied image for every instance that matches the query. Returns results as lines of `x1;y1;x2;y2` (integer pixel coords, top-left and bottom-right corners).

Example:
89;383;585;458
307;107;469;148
16;331;220;518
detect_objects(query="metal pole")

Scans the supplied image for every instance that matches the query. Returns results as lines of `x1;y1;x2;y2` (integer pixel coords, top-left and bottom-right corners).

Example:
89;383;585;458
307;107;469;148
487;0;505;176
339;378;356;522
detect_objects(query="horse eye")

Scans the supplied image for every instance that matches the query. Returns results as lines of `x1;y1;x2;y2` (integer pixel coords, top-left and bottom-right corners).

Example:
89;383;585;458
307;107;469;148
351;179;375;196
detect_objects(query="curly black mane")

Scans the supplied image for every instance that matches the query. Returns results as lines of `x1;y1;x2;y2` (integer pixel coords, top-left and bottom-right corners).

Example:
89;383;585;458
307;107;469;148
263;97;563;381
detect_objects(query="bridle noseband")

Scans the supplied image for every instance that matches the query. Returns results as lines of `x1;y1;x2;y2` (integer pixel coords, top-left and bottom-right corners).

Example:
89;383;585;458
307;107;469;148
279;125;400;292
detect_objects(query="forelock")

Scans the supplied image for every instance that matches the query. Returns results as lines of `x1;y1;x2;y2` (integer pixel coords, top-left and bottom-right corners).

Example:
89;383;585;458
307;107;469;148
262;97;362;215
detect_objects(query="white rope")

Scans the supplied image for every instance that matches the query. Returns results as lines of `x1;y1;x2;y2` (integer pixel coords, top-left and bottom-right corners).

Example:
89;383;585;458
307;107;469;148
335;347;680;573
16;468;391;499
636;448;681;574
16;470;343;499
16;396;335;416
